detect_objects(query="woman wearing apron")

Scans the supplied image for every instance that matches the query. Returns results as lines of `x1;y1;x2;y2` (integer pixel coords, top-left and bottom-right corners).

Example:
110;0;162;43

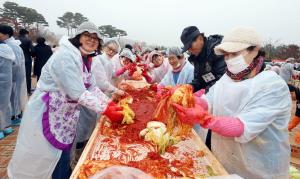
173;27;291;179
8;21;123;179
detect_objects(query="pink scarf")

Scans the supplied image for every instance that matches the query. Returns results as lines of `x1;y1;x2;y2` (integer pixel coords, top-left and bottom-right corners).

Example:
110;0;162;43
172;60;186;73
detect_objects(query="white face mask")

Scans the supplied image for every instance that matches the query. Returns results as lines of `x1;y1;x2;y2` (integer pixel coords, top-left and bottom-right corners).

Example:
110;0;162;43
79;47;95;55
225;55;249;74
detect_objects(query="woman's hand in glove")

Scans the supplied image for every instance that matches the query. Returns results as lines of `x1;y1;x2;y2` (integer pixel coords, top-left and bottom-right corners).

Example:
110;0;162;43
288;116;300;132
172;103;244;137
193;89;208;111
172;103;210;125
141;68;152;83
295;132;300;144
102;101;124;123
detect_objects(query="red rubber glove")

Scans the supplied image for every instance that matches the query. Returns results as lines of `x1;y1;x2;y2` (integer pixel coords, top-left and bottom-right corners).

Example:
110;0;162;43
141;69;152;83
115;67;128;76
128;64;137;76
136;55;142;63
288;116;300;131
172;103;244;137
295;132;300;144
150;84;158;91
156;84;166;99
102;101;124;123
138;63;149;71
172;103;209;125
193;89;208;111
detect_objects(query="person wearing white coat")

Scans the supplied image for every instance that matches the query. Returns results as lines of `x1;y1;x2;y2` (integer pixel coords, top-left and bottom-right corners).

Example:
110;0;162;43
8;22;124;179
146;50;171;84
74;39;124;158
173;27;291;179
159;47;194;86
0;32;15;139
2;25;28;126
115;48;137;80
92;39;124;96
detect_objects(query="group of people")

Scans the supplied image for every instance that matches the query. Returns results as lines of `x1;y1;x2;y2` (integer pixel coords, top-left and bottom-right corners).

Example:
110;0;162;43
0;25;53;140
0;20;296;179
0;25;27;139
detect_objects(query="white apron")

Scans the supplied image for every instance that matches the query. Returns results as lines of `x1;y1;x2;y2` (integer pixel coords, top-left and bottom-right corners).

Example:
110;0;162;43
204;71;291;179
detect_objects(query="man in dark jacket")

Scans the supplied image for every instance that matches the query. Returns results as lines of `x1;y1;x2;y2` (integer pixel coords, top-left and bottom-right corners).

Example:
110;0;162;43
181;26;226;150
18;29;33;95
181;26;226;92
33;37;53;81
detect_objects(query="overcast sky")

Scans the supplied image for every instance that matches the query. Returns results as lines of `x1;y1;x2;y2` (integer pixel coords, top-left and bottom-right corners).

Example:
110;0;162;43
1;0;300;47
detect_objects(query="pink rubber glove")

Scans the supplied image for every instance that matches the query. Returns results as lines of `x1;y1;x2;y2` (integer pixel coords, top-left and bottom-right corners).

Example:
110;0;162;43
115;67;127;76
172;103;244;137
202;116;244;137
193;89;205;97
193;89;208;111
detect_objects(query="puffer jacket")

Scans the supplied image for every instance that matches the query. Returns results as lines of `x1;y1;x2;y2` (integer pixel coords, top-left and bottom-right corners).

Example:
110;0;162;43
188;35;226;92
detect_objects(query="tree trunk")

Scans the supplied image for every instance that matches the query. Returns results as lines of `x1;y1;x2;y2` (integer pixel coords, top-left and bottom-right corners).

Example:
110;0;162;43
13;20;19;33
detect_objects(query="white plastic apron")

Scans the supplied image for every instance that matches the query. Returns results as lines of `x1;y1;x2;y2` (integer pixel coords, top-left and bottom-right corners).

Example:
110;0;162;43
8;63;93;179
205;72;291;179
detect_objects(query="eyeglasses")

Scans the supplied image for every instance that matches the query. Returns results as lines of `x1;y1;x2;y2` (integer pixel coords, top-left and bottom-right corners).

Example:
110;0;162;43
106;46;118;55
82;32;99;42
